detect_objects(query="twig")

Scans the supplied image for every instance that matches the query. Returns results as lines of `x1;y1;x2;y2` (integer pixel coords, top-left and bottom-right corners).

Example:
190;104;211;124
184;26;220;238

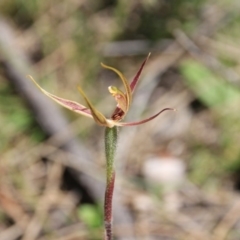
213;199;240;240
0;225;23;240
173;29;240;87
22;162;63;240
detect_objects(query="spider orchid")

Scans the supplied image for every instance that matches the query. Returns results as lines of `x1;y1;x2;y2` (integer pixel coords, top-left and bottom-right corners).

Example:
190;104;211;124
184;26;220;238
29;54;175;240
28;54;173;128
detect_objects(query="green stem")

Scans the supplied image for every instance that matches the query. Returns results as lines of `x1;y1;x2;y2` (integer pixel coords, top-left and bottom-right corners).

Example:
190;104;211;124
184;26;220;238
104;126;118;240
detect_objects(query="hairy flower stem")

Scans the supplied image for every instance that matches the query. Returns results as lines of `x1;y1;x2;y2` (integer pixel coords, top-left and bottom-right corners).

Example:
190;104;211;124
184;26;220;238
104;126;118;240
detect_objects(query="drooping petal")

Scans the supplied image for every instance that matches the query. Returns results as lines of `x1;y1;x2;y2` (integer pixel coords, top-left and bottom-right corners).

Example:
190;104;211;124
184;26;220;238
108;86;127;113
113;108;175;126
130;53;150;93
101;63;132;112
77;86;112;127
28;75;92;118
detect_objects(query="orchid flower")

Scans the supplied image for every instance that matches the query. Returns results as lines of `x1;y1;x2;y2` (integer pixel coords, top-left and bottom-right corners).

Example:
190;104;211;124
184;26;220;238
29;54;174;240
28;54;173;128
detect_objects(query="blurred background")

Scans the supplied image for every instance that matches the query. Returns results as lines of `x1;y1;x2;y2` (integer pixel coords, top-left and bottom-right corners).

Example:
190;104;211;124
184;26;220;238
1;0;240;239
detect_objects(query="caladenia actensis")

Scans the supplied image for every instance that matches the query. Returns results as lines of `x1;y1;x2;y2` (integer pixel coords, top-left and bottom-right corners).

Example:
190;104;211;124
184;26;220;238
28;54;175;239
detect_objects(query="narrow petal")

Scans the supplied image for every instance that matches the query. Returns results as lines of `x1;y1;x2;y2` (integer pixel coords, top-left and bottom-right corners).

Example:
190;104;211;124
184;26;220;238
113;108;175;126
28;75;92;118
77;86;111;127
130;53;150;93
101;63;132;112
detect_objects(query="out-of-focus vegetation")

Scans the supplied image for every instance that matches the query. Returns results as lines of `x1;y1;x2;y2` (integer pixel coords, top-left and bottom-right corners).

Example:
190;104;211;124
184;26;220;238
1;0;240;239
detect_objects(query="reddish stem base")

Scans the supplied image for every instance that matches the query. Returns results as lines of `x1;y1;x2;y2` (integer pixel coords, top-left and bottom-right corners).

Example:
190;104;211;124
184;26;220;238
104;172;115;240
